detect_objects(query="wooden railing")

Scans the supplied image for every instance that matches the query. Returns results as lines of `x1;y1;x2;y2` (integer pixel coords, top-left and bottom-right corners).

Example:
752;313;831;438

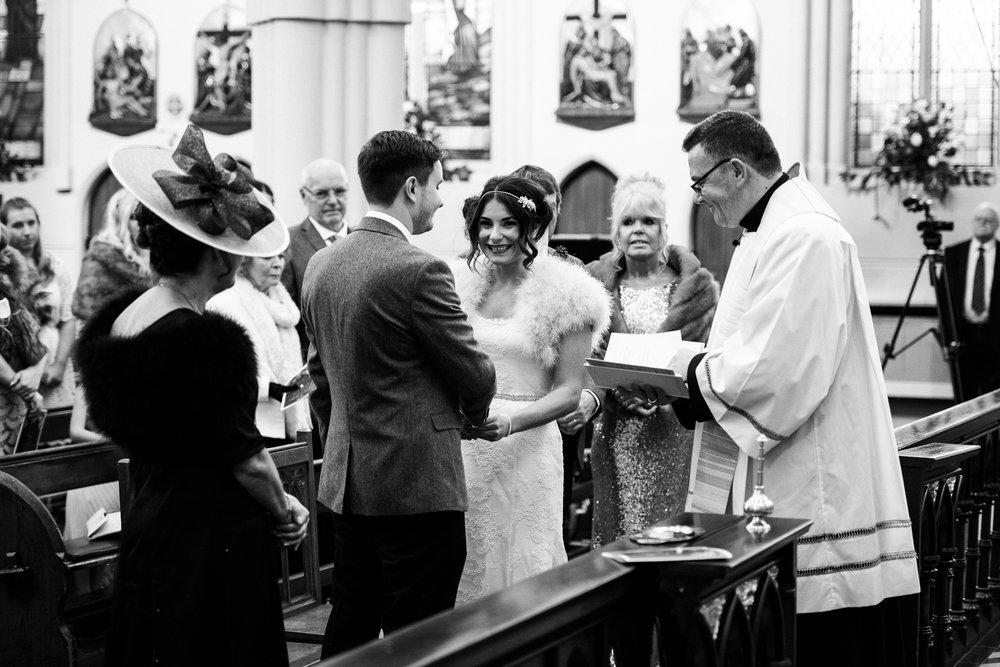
896;389;1000;667
318;513;810;667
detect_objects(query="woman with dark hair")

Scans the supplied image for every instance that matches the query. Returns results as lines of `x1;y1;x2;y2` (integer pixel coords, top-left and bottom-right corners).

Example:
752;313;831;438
585;174;719;548
75;125;308;666
0;197;77;408
0;226;47;455
453;175;610;603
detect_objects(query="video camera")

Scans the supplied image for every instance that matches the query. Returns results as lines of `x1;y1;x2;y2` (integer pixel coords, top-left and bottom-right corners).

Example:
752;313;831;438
903;196;954;251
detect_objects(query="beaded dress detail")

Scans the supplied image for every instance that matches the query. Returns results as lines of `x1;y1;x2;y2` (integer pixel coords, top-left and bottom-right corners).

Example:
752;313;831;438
591;282;693;548
457;312;566;604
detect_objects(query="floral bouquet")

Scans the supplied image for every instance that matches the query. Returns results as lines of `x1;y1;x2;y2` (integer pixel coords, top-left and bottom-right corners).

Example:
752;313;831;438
861;100;965;200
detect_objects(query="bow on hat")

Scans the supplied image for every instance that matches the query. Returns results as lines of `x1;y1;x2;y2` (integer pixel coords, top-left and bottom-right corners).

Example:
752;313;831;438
152;125;273;240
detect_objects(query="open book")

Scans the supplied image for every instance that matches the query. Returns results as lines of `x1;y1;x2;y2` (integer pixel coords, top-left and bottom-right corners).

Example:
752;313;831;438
585;331;704;400
86;507;122;540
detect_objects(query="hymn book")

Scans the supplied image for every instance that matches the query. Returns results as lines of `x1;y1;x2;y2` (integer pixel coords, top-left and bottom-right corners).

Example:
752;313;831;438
584;331;705;400
86;507;122;540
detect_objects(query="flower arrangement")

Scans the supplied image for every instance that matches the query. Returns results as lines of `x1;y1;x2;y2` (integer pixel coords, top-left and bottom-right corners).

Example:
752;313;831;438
845;100;967;200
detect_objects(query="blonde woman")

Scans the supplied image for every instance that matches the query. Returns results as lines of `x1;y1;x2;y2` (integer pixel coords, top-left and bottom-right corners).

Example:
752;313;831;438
72;187;152;325
586;174;718;548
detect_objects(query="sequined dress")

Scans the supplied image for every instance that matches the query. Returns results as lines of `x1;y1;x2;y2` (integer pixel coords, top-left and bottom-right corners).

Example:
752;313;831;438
591;283;693;548
457;313;567;604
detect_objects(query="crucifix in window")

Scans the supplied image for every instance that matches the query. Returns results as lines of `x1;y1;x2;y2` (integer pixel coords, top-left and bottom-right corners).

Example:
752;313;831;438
557;0;635;130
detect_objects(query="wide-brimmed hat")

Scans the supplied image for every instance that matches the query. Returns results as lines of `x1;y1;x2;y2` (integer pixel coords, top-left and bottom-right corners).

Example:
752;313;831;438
107;124;288;257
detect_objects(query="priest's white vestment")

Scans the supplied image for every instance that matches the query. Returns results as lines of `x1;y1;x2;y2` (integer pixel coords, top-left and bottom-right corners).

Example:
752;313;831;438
685;175;920;613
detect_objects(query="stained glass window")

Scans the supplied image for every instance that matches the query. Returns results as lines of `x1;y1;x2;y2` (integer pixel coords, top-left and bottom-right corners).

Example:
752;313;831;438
851;0;999;169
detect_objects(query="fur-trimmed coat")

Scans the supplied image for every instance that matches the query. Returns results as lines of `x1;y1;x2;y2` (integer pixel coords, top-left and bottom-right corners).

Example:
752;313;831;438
74;290;287;666
586;245;719;350
71;240;152;325
452;256;612;368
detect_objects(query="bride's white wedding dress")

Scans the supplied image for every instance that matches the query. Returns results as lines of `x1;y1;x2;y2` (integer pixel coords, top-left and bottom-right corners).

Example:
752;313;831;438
452;257;610;604
457;313;566;603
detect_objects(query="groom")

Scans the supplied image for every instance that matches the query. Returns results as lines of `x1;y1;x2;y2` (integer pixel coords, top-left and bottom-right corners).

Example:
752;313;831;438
301;130;496;657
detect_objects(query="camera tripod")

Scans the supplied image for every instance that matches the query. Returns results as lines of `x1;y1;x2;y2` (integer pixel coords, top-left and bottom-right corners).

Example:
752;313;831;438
881;200;964;402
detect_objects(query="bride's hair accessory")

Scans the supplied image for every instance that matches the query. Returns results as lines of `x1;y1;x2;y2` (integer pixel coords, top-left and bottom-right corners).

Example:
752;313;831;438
490;191;537;214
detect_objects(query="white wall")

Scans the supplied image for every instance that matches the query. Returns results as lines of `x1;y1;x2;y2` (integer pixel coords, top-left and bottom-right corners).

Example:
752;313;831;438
12;0;998;324
3;0;253;280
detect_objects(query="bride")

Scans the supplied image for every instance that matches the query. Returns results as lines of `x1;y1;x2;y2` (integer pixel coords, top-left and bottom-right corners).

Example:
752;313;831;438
453;176;609;603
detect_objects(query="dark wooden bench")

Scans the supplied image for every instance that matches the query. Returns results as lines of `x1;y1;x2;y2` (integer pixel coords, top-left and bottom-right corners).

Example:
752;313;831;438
0;439;124;667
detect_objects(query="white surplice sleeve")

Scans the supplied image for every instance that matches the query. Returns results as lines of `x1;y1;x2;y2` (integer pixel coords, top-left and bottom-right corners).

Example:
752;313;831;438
694;214;852;456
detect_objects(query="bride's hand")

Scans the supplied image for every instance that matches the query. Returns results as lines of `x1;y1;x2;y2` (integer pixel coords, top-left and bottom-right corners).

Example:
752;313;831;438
471;413;513;442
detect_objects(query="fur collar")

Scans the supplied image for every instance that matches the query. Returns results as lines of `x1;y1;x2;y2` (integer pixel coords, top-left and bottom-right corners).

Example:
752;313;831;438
452;257;611;368
586;245;719;343
75;289;260;459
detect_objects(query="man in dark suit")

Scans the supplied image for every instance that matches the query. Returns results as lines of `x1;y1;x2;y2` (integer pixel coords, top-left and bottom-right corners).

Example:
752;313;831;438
945;201;1000;401
301;130;496;658
282;158;349;353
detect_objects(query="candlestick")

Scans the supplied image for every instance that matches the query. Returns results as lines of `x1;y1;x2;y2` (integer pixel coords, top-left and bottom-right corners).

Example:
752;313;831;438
744;435;774;536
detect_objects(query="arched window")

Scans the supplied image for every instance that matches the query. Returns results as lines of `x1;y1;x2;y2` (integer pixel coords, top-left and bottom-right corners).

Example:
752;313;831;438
850;0;999;169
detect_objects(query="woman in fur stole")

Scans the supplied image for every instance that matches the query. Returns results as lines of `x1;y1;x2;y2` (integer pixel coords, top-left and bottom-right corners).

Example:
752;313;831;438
207;252;310;442
72;187;152;325
586;174;719;548
75;126;308;666
453;176;610;603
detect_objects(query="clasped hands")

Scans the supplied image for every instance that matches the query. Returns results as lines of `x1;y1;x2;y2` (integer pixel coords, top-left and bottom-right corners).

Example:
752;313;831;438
274;492;310;549
613;383;676;417
461;412;513;441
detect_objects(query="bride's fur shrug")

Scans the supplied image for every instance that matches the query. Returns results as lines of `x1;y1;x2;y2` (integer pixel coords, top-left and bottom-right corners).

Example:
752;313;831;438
453;256;611;369
75;289;260;460
586;245;719;346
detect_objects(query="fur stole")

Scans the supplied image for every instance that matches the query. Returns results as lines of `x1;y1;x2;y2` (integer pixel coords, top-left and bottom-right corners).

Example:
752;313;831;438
75;289;260;460
72;241;152;323
586;245;719;343
452;256;611;368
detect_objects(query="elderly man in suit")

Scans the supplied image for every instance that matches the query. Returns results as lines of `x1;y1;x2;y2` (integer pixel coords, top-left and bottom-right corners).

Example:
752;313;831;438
301;130;496;658
282;158;349;353
945;201;1000;401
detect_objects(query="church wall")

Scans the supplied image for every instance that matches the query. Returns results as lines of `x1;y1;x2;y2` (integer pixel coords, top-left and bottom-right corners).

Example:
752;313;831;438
3;0;253;280
3;0;988;398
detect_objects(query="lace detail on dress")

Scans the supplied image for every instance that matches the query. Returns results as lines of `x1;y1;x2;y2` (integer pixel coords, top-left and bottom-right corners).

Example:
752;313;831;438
456;314;567;605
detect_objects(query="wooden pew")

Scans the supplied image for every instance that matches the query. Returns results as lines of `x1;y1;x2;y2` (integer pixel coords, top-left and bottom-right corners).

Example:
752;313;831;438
0;440;124;667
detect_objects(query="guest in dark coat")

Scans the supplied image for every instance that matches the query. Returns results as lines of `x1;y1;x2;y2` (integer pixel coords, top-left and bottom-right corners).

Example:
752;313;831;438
76;125;308;666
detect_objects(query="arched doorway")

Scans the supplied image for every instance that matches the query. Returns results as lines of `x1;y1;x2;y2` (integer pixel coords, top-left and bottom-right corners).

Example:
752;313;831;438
553;160;616;264
86;169;124;249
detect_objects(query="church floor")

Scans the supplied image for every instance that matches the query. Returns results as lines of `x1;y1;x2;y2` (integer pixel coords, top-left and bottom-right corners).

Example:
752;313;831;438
287;641;323;667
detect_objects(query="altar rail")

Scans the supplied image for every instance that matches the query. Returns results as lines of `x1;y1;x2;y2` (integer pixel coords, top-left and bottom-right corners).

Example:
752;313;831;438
896;389;1000;667
318;513;810;667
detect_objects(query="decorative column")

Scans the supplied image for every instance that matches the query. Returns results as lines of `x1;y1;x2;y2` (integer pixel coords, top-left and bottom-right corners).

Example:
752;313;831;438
804;0;852;184
248;0;410;227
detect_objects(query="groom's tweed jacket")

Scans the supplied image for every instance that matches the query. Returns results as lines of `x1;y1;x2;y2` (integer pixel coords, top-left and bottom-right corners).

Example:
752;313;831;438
301;216;495;515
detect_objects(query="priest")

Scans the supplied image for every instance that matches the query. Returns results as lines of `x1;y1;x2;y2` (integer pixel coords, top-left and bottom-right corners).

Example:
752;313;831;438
663;111;920;667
